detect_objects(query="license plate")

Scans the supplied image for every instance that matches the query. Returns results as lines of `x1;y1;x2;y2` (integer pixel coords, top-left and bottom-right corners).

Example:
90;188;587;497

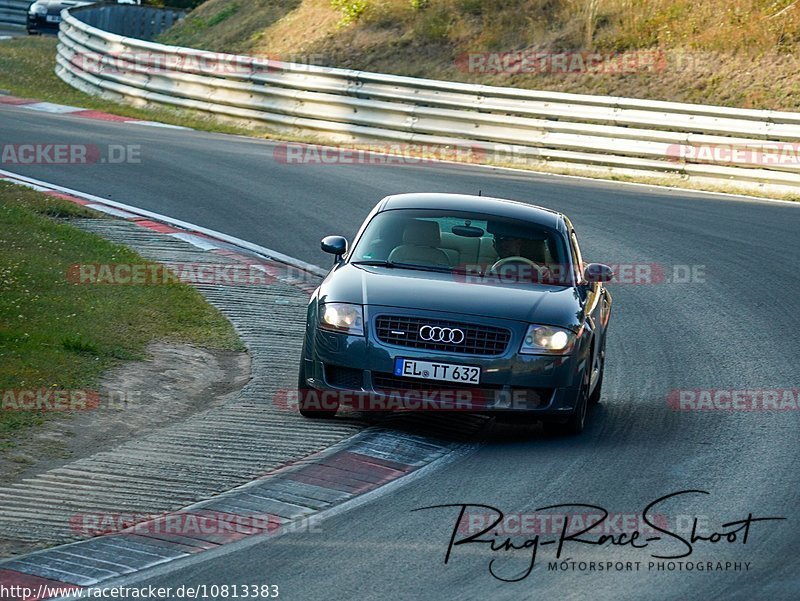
394;358;480;384
46;15;61;23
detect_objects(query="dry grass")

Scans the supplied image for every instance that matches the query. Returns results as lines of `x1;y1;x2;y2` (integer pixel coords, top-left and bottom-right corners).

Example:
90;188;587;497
159;0;800;110
158;0;307;53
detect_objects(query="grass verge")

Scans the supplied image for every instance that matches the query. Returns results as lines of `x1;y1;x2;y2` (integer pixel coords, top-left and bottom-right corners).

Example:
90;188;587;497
0;181;244;448
0;36;264;136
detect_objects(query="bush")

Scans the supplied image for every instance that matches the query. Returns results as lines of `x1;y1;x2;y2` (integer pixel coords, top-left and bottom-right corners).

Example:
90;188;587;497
331;0;369;24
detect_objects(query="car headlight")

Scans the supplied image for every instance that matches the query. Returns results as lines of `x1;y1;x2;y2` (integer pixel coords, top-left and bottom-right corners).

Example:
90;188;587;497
30;3;47;15
520;324;576;354
319;303;364;336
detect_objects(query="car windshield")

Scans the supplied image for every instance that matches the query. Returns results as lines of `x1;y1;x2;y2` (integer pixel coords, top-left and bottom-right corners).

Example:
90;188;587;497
349;209;573;286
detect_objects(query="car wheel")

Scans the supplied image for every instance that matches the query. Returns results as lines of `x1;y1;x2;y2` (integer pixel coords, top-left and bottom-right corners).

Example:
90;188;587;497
297;358;338;419
548;356;590;436
588;339;605;406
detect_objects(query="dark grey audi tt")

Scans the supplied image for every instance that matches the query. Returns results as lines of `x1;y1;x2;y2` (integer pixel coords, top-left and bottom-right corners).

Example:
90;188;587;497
297;193;613;434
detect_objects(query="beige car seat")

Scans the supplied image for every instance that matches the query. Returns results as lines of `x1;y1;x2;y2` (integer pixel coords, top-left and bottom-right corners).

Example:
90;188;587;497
388;220;451;266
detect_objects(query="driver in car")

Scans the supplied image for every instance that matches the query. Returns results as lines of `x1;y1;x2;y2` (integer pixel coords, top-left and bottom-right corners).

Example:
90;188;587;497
492;232;525;260
489;225;553;284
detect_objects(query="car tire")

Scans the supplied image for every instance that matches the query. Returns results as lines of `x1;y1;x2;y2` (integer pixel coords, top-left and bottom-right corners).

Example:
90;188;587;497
297;359;338;419
548;356;590;436
589;339;606;406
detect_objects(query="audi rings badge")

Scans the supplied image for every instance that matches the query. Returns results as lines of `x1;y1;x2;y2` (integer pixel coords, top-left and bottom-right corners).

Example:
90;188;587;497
419;326;465;344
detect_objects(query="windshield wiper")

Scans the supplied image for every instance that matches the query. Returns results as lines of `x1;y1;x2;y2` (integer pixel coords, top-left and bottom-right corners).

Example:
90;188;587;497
351;260;454;274
350;260;398;267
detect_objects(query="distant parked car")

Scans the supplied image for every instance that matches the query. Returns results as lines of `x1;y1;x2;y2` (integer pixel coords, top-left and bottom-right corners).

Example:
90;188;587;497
27;0;90;33
27;0;140;34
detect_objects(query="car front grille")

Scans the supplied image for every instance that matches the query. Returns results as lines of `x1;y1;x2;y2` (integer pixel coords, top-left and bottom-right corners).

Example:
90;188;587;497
374;315;511;356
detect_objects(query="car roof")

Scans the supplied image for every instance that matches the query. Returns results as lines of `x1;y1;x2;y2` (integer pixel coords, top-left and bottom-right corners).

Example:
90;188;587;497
380;193;563;229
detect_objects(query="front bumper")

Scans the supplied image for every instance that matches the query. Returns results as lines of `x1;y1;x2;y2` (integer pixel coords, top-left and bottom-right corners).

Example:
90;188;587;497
302;306;586;416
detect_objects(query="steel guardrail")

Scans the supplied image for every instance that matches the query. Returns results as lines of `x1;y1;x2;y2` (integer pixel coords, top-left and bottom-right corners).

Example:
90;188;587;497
55;4;800;194
0;0;28;28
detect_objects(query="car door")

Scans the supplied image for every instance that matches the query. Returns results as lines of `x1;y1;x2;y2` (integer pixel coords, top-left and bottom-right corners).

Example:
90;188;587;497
566;222;609;360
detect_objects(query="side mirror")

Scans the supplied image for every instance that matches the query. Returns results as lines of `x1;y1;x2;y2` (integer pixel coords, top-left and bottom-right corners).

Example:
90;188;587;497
321;235;348;262
584;263;614;283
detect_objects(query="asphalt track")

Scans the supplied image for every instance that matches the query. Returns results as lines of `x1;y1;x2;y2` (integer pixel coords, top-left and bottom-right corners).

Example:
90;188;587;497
2;104;799;600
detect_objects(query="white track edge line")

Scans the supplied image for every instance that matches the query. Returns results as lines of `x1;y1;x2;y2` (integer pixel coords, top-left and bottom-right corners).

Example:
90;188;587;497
0;168;329;278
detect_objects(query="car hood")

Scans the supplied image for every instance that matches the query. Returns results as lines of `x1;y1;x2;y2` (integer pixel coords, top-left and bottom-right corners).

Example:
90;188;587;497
318;264;584;330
